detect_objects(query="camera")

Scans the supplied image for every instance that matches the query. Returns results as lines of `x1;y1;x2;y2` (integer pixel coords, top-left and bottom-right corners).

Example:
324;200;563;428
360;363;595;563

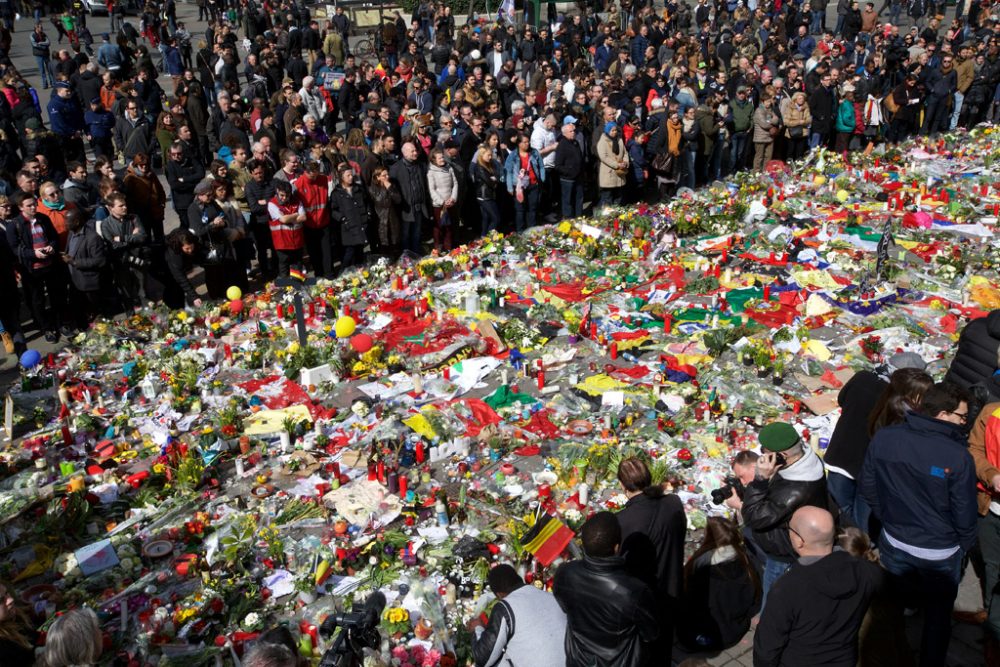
319;591;385;667
711;475;746;505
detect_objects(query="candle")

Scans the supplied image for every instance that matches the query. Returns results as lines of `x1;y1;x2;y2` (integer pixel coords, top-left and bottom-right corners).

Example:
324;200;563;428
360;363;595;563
279;432;291;453
578;483;589;506
609;342;618;360
412;373;423;394
537;368;545;391
415;441;426;464
398;474;408;498
377;460;385;484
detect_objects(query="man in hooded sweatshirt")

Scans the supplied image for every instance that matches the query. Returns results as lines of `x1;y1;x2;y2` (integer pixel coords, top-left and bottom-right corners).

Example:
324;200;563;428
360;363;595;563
753;507;882;667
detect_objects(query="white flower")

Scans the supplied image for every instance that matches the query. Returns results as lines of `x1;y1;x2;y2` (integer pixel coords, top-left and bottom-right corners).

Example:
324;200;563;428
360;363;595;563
244;612;261;628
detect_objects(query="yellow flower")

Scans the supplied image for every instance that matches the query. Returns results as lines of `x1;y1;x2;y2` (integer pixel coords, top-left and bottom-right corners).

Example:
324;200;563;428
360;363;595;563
152;463;165;474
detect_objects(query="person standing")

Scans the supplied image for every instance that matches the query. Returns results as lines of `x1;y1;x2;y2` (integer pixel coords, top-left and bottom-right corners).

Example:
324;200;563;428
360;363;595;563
122;153;167;244
389;140;430;255
969;401;1000;664
504;132;545;232
62;208;107;327
615;457;686;666
553;119;584;220
808;71;835;149
753;507;882;666
553;511;660;667
243;158;277;278
293;161;333;278
596;123;628;207
328;163;371;271
752;94;780;172
267;180;306;277
741;422;830;607
470;564;567;667
165;141;205;223
426;148;458;253
99;192;149;311
6;192;66;343
860;382;978;667
825;360;931;531
30;23;54;89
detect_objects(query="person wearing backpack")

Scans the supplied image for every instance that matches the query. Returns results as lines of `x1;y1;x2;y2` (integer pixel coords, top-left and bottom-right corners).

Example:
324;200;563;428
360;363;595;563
470;564;567;667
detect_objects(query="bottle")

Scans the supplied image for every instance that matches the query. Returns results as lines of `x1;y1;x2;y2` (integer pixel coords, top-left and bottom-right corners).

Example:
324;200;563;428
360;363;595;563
435;499;449;527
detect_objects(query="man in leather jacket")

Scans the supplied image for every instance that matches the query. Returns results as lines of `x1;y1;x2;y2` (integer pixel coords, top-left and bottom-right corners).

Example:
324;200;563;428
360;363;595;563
553;511;659;667
741;422;830;609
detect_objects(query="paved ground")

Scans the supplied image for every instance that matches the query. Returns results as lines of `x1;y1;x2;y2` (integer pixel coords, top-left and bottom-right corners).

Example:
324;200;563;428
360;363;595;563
1;4;993;665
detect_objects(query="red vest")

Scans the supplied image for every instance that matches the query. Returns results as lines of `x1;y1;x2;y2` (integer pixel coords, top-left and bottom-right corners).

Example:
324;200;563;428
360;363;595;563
268;198;304;250
293;173;330;229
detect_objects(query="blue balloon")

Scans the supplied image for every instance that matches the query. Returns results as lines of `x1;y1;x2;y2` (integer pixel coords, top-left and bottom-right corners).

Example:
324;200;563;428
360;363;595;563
19;349;41;369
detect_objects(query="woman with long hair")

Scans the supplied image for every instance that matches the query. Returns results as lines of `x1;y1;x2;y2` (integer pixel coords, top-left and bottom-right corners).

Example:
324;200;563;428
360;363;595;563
39;607;102;667
369;166;401;259
677;517;760;651
470;145;501;236
826;364;932;531
0;580;36;665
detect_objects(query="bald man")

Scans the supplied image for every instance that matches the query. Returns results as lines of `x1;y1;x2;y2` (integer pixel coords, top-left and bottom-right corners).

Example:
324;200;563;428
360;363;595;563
753;507;882;667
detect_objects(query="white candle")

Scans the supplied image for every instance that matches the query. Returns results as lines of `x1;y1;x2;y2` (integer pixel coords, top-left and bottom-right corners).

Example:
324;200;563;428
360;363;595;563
579;483;589;506
279;432;291;453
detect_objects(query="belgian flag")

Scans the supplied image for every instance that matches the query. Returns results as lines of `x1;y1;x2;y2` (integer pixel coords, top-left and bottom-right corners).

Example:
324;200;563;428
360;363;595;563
520;513;574;566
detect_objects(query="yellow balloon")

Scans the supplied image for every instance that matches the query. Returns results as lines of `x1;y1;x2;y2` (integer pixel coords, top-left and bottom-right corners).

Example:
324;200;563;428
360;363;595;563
813;174;827;186
226;286;243;300
836;189;850;203
335;316;357;338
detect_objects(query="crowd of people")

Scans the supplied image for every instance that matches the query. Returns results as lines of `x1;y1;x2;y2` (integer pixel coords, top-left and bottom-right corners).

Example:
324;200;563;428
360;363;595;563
0;0;996;354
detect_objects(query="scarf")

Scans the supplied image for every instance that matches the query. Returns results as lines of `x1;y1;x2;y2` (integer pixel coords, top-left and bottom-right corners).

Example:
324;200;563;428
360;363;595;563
667;119;682;156
42;198;65;211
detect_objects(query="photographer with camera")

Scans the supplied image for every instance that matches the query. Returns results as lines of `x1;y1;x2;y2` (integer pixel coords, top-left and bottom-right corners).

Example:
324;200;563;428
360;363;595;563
741;422;830;609
318;591;386;667
99;191;150;312
711;450;759;512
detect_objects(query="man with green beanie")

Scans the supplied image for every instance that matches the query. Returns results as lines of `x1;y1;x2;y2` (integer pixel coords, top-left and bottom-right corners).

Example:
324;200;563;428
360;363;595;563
741;421;830;608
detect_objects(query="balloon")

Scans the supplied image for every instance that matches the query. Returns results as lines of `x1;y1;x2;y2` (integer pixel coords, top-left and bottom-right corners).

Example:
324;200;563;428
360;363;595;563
19;349;41;369
350;333;373;354
836;189;849;203
334;315;356;338
229;299;244;314
226;286;243;301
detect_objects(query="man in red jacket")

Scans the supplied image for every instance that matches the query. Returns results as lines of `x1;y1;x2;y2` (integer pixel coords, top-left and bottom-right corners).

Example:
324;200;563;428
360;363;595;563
293;161;333;278
266;181;306;278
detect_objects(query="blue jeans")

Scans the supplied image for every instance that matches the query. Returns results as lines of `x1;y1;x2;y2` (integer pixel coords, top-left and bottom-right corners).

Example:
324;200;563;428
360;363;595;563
879;535;962;667
810;10;825;33
950;91;964;130
514;185;540;232
36;56;53;87
478;199;500;236
559;179;583;219
761;556;792;611
827;471;872;533
834;13;846;36
682;150;697;189
401;211;426;255
809;131;825;149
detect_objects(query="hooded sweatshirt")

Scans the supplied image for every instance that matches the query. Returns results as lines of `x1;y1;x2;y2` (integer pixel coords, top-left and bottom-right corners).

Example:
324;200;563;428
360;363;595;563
753;549;882;667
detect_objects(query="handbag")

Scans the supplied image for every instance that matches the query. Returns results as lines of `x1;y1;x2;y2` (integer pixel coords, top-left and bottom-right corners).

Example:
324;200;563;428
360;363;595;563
768;124;781;138
788;125;806;138
651;152;675;173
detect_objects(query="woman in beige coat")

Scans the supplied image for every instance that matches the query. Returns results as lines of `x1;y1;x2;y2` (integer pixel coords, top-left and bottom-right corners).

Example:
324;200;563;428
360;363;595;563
597;122;629;207
426;148;458;253
752;94;781;172
780;91;812;161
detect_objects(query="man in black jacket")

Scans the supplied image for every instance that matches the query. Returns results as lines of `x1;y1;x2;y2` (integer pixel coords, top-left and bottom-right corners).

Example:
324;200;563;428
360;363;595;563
553;511;659;667
753;507;882;667
389;141;430;255
166;141;206;223
742;421;830;608
554;118;584;220
615;458;685;666
243;159;277;278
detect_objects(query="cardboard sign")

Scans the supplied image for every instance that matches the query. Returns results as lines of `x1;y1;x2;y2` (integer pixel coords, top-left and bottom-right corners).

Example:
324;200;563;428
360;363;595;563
74;539;120;576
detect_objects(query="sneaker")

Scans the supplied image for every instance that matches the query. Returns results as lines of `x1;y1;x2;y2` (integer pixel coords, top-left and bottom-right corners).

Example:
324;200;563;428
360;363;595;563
0;331;12;354
59;325;76;339
44;331;58;343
